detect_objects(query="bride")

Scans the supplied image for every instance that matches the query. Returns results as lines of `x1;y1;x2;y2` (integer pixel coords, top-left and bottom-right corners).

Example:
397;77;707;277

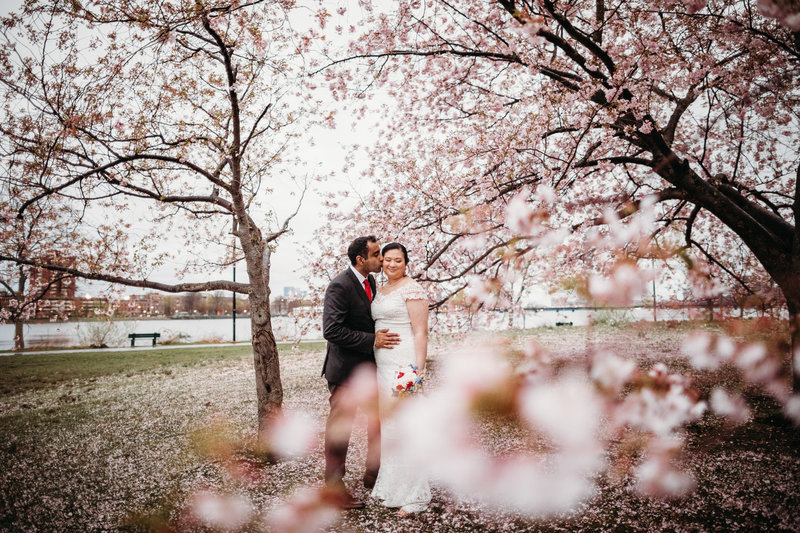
370;242;431;515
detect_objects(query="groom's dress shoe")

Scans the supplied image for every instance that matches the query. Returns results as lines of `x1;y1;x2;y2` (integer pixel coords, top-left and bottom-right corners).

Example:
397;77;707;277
363;473;377;489
324;485;366;510
334;492;366;510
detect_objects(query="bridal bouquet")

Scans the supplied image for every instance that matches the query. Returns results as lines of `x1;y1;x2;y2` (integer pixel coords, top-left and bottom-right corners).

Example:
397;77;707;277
392;364;424;397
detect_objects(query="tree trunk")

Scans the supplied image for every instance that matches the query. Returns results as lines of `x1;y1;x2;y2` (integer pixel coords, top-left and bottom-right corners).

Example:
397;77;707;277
785;297;800;393
791;308;799;393
14;270;26;350
250;289;283;433
772;218;800;392
14;319;24;351
241;237;283;433
767;265;800;393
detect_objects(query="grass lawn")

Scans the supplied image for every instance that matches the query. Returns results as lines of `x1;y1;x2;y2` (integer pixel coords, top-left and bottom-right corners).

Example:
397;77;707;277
0;342;326;396
0;324;798;532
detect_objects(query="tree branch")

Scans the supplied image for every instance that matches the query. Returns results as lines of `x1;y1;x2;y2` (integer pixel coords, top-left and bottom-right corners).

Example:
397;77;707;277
264;181;308;244
573;188;690;230
717;182;794;245
0;255;250;294
16;152;232;217
688;238;755;295
427;282;468;309
541;0;616;75
313;48;524;77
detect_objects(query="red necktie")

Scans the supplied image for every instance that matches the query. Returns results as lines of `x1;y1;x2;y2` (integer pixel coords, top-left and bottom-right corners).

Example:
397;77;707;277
363;279;372;301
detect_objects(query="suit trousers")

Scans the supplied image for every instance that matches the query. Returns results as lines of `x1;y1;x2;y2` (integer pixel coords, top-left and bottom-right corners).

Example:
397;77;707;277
324;377;381;488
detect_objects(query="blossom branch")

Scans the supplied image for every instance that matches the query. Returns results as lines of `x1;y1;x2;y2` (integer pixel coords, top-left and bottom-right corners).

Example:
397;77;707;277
540;0;617;75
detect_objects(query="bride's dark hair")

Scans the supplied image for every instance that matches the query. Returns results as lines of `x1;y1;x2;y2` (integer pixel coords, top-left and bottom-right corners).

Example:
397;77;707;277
381;242;409;264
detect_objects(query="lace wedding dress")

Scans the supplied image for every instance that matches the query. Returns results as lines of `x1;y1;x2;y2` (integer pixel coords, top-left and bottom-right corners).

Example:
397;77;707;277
370;279;431;513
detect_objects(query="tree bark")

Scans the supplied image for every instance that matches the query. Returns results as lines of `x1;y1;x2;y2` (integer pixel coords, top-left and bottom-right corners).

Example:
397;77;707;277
14;269;26;350
774;164;800;392
14;319;24;351
241;233;283;432
250;288;283;432
789;303;800;393
791;167;800;392
773;266;800;392
756;251;800;392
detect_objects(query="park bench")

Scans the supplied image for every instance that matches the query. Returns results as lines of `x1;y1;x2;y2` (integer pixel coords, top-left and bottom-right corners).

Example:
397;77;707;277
128;332;161;347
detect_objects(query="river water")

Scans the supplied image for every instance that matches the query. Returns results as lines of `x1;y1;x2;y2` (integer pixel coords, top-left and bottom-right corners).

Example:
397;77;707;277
0;315;317;352
0;305;748;352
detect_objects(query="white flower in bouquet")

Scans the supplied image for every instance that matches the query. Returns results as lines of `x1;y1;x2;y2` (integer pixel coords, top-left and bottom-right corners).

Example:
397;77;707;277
392;364;423;397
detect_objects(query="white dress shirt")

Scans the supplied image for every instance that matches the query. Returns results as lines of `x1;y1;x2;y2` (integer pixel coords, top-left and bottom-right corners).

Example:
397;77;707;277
350;265;371;293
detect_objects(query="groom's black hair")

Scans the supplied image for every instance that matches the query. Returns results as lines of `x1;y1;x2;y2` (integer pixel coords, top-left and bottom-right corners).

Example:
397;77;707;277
348;235;377;265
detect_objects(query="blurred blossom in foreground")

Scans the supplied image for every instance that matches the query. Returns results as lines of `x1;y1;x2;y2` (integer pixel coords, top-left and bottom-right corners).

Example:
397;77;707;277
188;490;252;531
382;335;746;508
268;487;340;533
590;351;637;394
681;332;733;370
505;187;550;236
388;343;604;515
597;195;657;249
784;395;800;425
185;330;796;526
634;436;694;497
263;410;317;460
464;276;502;307
616;376;706;437
588;262;653;307
682;331;788;404
710;387;751;425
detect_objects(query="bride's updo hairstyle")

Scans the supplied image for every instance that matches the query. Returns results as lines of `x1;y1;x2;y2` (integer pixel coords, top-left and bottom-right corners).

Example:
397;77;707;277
381;242;409;264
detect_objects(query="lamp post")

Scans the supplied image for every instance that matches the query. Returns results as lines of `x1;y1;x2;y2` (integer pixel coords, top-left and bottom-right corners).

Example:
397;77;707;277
232;237;237;343
651;257;657;322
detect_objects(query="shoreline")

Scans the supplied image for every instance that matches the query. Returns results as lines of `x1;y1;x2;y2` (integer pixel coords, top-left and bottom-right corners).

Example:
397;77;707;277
0;338;324;357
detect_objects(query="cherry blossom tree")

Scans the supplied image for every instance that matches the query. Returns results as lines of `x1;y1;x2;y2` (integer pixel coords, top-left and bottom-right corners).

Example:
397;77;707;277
316;0;799;382
0;0;320;427
0;194;81;350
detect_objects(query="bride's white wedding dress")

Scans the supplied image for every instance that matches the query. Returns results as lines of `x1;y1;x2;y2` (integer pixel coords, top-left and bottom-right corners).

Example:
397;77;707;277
370;279;431;513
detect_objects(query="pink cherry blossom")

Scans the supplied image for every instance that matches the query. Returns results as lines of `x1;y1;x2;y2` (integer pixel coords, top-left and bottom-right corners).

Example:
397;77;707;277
684;0;707;15
188;490;252;531
710;387;751;425
267;487;340;533
590;351;637;393
635;436;695;497
263;410;317;459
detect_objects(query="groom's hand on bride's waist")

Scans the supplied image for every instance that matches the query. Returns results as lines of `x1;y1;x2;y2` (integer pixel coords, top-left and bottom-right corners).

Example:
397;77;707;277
375;329;400;349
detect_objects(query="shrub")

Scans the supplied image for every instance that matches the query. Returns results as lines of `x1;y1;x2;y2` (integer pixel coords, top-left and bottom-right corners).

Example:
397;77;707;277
76;320;132;348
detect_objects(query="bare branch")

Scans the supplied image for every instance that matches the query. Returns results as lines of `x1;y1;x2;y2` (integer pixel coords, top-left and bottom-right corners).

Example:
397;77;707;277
313;48;524;77
264;181;308;245
0;255;250;294
688;238;755;294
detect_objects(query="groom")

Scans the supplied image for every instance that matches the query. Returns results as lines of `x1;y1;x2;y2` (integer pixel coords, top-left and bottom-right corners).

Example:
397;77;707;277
322;235;400;509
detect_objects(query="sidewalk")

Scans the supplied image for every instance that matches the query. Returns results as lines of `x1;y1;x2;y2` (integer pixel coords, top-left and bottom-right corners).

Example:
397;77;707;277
0;339;321;357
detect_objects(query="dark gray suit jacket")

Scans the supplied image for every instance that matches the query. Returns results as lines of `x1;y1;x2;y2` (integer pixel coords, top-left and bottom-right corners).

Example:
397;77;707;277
321;268;377;384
